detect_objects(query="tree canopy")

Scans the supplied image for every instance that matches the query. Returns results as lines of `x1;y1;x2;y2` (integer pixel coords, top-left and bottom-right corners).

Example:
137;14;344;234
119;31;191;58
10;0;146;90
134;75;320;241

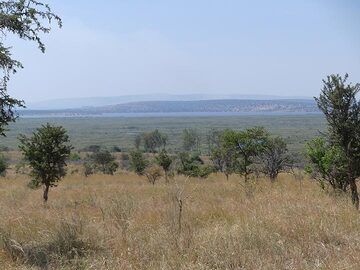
0;0;61;136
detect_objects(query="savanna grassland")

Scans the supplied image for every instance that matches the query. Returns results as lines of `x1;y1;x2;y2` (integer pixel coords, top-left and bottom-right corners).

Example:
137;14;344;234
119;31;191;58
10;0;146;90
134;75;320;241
1;167;360;269
0;114;325;153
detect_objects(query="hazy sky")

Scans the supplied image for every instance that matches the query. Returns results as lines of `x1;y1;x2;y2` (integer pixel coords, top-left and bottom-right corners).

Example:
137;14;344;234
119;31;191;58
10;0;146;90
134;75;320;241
7;0;360;102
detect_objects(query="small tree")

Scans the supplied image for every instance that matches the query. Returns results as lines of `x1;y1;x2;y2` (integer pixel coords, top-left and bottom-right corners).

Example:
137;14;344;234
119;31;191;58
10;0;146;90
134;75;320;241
258;136;293;181
155;149;173;183
84;150;119;176
210;131;237;180
18;124;72;202
306;137;349;192
312;74;360;208
145;165;163;185
129;150;148;175
177;152;213;179
142;129;167;153
222;127;269;182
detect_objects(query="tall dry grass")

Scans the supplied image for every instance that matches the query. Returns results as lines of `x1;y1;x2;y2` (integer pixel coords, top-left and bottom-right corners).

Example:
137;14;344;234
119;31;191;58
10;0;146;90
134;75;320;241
0;169;359;269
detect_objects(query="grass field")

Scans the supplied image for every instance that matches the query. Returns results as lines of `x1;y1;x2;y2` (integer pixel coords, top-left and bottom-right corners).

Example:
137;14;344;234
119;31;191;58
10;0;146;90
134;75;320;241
1;114;325;153
0;169;359;269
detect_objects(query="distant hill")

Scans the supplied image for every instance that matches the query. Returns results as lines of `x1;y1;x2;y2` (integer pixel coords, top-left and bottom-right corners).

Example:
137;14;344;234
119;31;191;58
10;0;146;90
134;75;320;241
25;94;312;110
20;99;319;117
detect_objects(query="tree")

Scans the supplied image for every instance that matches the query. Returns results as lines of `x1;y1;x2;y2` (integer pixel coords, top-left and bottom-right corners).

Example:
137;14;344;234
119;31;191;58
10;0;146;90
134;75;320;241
182;128;200;152
222;127;269;182
177;152;213;179
258;136;293;181
84;150;119;176
129;150;148;175
142;129;167;153
145;165;163;185
18;123;72;202
210;144;236;180
155;149;172;183
209;130;237;180
0;1;61;135
313;74;360;209
306;137;348;191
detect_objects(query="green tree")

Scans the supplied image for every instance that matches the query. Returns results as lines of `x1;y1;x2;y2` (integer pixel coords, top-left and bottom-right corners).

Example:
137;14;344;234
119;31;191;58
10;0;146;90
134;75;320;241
306;137;348;191
18;123;72;202
314;74;360;208
182;128;200;152
155;149;173;183
258;136;293;181
222;127;269;182
177;152;213;178
0;1;61;135
129;150;148;175
84;150;119;176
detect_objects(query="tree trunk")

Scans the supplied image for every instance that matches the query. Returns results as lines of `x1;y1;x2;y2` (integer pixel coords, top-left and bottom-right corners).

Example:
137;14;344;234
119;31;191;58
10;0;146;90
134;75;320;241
349;178;359;210
43;184;50;203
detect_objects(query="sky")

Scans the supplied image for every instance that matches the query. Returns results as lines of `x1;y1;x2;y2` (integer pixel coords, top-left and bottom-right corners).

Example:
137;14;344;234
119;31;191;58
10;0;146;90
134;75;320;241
7;0;360;102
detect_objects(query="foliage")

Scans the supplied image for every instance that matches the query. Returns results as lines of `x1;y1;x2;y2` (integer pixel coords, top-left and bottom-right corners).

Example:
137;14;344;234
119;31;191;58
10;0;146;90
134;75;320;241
177;152;213;178
155;149;173;183
141;129;167;153
222;127;269;181
18;123;72;201
258;136;293;181
210;131;237;180
0;0;61;136
182;128;200;152
306;137;348;191
129;150;148;175
84;150;118;176
311;74;360;208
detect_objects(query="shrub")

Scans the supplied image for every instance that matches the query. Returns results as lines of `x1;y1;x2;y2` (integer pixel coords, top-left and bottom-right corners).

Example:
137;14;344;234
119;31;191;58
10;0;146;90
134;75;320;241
129;150;148;175
84;150;119;176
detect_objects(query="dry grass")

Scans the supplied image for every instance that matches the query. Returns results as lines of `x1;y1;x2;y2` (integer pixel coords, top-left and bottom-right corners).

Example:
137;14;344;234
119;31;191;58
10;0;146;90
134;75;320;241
0;169;359;269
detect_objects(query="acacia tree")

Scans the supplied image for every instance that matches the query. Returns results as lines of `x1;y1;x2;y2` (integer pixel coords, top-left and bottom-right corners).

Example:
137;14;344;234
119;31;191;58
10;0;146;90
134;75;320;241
258;136;293;181
0;1;61;135
222;127;269;182
19;123;72;202
310;74;360;208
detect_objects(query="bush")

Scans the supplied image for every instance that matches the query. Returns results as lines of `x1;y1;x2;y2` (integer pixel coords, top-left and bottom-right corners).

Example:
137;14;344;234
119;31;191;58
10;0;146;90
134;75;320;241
129;150;148;175
84;150;119;176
